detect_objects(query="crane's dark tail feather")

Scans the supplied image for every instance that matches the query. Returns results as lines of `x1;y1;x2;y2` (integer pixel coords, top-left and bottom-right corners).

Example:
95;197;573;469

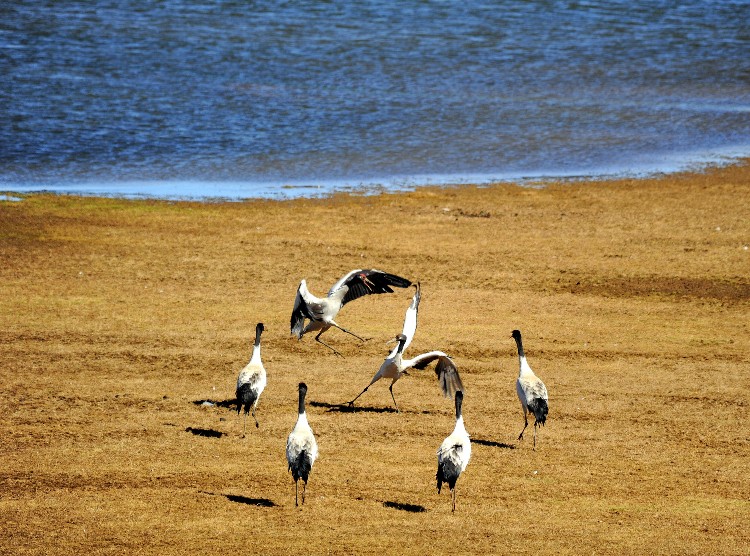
528;397;548;426
291;450;312;483
436;458;461;493
236;383;257;415
436;462;446;493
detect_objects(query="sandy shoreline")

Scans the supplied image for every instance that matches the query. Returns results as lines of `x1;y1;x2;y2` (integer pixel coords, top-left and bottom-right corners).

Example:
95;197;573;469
1;162;748;554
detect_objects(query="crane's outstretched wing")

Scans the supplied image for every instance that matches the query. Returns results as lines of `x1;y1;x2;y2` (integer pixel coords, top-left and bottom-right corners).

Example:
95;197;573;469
291;285;315;338
400;282;420;352
408;351;464;399
328;269;412;306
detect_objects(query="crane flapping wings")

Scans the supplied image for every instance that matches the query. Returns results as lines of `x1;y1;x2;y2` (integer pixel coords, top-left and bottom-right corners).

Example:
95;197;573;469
410;352;464;399
329;269;412;306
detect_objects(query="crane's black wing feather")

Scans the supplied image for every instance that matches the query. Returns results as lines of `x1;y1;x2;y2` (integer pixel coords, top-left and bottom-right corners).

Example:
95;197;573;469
411;353;464;399
339;270;412;306
290;287;315;338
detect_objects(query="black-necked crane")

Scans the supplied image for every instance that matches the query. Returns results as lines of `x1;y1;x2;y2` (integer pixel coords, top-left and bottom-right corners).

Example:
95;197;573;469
512;329;548;450
286;382;318;507
290;268;412;356
346;285;463;411
436;390;471;513
236;322;266;437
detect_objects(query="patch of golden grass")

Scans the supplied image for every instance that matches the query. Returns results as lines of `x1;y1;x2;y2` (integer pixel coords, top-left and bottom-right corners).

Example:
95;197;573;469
1;163;749;554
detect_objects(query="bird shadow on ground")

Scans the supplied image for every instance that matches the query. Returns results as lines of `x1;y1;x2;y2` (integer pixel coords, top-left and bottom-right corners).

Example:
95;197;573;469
192;399;235;409
309;400;398;414
472;438;515;449
200;491;277;507
224;494;277;507
382;500;427;513
185;427;225;438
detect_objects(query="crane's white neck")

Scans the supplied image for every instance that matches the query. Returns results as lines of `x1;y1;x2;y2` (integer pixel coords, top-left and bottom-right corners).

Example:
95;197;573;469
518;354;534;377
513;334;533;376
250;343;262;364
454;415;467;436
295;411;309;429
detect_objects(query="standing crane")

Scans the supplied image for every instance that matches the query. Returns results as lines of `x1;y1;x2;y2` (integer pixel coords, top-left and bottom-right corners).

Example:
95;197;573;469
236;322;266;436
346;288;464;412
290;268;412;356
512;329;549;450
286;382;318;507
436;390;471;513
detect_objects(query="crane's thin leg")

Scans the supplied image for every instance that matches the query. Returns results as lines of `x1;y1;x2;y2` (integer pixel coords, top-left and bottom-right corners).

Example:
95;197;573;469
388;383;400;413
331;322;368;342
314;330;343;357
452;488;456;513
347;373;384;406
347;386;369;406
518;413;528;442
252;406;259;428
295;480;299;507
241;412;247;438
302;481;307;505
533;422;538;451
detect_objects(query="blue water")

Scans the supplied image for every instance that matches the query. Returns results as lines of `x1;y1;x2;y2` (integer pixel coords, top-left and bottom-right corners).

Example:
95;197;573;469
2;1;749;199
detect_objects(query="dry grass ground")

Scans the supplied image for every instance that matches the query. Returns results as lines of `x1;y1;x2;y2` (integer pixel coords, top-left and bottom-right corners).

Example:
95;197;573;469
1;163;749;555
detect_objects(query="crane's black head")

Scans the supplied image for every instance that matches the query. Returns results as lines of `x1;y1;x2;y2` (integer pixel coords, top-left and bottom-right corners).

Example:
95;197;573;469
511;329;522;340
297;382;308;413
254;323;265;346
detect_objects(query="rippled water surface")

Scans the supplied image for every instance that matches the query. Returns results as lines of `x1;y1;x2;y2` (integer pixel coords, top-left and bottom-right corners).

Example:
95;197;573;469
2;1;749;198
